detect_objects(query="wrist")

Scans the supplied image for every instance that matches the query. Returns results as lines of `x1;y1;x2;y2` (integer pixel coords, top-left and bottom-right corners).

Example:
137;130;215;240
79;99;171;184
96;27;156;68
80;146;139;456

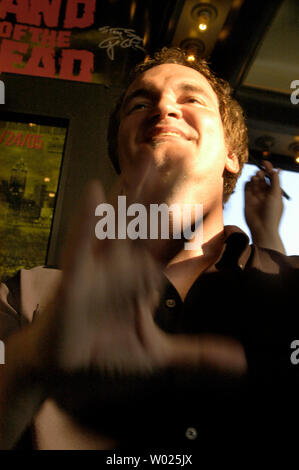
251;231;285;254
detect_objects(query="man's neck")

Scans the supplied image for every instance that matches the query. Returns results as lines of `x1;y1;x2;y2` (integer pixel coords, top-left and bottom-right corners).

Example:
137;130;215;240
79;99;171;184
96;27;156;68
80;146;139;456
163;210;225;300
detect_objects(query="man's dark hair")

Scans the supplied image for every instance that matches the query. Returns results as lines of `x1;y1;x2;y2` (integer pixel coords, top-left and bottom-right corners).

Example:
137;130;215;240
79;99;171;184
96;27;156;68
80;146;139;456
108;47;248;202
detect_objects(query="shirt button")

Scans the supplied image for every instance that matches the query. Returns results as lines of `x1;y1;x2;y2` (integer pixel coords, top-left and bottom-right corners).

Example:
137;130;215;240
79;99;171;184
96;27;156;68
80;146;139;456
185;427;198;440
165;298;176;308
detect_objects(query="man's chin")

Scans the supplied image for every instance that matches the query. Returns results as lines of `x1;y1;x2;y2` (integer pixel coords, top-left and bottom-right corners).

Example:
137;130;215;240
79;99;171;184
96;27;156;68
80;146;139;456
138;141;191;167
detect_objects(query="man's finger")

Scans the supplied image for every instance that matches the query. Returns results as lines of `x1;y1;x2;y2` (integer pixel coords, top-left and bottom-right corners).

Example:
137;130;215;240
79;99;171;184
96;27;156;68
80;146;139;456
245;177;261;198
260;160;282;196
167;334;247;375
61;180;107;278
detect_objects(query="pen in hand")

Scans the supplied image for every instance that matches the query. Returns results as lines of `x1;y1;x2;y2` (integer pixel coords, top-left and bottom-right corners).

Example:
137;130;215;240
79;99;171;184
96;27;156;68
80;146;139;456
252;159;290;200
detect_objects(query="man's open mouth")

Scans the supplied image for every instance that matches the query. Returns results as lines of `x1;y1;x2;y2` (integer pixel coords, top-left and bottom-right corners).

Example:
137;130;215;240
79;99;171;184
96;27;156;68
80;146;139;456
145;127;189;142
151;131;184;139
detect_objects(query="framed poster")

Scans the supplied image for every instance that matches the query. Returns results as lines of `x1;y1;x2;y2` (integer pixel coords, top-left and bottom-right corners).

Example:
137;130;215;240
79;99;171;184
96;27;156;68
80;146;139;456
0;114;67;280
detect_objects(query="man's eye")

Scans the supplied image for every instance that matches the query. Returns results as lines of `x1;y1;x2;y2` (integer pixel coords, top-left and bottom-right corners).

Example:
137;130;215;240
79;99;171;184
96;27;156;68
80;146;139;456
130;103;149;112
186;97;205;105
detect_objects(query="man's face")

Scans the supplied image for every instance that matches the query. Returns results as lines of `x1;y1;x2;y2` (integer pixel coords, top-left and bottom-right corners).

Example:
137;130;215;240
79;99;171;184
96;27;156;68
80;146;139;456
118;63;239;208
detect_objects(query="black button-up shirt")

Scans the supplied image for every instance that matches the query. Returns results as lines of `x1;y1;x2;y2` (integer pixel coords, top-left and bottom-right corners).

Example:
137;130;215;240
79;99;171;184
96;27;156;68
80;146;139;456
1;226;299;451
119;226;299;451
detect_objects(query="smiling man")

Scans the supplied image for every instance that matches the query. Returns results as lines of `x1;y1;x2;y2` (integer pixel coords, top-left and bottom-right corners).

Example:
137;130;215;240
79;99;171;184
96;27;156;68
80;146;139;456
0;48;298;453
118;64;239;206
109;49;248;297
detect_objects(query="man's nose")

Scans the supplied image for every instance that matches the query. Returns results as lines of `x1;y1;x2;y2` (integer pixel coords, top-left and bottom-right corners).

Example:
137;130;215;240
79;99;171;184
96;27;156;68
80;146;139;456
152;96;182;120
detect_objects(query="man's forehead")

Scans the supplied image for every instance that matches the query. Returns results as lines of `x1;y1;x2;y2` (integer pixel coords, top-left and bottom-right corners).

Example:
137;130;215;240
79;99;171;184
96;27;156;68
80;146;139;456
123;64;218;106
124;63;218;103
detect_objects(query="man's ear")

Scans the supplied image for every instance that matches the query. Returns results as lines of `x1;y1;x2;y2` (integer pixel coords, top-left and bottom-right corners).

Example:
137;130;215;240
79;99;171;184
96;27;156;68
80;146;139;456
225;151;239;174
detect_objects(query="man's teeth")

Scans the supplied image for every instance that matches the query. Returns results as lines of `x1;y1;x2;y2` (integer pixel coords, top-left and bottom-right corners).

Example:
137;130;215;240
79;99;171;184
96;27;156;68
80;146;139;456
155;132;182;137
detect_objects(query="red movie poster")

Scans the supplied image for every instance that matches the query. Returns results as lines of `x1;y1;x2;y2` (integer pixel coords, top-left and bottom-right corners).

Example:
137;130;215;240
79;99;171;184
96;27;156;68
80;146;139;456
0;0;145;83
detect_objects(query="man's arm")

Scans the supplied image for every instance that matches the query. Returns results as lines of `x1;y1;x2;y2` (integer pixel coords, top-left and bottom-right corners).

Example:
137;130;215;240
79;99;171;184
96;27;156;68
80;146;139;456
0;324;46;449
0;267;62;449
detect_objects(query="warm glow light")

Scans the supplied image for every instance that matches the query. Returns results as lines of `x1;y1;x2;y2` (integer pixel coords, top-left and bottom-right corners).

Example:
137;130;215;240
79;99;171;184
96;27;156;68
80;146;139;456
130;0;136;21
289;141;299;163
199;23;207;31
29;123;36;127
187;54;195;62
48;192;55;198
143;31;149;46
218;28;230;41
44;177;50;182
197;10;211;32
232;0;244;9
262;150;270;157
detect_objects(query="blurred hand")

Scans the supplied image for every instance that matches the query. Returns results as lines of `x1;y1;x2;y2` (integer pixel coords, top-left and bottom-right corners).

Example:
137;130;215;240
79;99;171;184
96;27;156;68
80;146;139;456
32;163;247;394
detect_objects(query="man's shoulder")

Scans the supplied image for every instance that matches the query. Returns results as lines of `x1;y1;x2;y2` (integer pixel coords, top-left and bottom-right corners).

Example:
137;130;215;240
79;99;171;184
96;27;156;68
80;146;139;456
250;244;299;272
223;226;299;272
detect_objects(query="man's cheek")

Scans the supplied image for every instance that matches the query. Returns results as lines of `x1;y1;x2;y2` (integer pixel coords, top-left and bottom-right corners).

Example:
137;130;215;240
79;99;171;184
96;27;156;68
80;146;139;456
199;128;224;155
120;138;139;167
202;117;223;142
204;120;226;152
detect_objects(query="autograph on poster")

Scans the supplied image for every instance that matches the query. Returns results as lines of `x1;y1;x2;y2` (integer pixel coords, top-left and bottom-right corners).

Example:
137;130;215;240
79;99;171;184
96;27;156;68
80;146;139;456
98;26;146;60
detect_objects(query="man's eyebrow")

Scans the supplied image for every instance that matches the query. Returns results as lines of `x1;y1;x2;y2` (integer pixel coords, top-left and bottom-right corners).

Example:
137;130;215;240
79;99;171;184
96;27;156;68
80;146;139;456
176;82;215;102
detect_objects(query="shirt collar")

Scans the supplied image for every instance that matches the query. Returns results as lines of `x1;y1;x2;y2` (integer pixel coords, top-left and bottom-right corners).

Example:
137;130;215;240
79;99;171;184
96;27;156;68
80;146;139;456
213;225;251;271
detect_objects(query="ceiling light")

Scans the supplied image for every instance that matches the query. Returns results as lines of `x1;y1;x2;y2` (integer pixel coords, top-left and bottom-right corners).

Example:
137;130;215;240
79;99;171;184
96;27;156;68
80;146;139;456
180;38;205;59
130;0;136;21
191;4;217;33
198;10;211;31
255;135;275;158
289;142;299;164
